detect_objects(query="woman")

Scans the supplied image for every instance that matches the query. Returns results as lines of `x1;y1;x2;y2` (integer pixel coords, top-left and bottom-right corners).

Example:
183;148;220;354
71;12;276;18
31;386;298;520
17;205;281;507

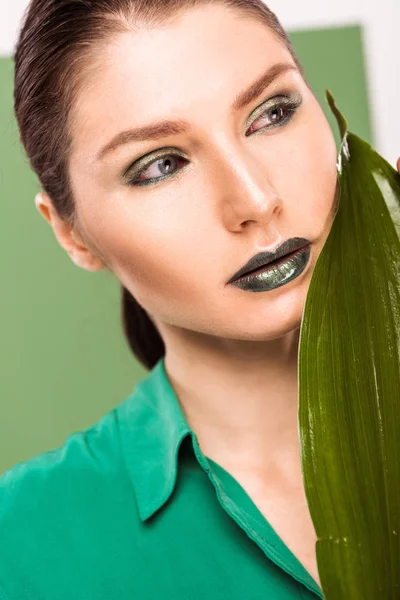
1;1;398;598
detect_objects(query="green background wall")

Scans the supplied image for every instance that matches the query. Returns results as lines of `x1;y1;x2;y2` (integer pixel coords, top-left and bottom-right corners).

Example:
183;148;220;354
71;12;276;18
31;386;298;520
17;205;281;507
0;25;372;474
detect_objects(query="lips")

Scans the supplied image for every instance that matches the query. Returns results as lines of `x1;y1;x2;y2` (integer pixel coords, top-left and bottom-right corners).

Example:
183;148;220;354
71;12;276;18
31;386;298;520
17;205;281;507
227;237;311;284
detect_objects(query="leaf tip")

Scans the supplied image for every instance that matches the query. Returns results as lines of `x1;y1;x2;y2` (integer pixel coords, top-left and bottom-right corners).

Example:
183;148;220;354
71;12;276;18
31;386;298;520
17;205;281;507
325;89;348;140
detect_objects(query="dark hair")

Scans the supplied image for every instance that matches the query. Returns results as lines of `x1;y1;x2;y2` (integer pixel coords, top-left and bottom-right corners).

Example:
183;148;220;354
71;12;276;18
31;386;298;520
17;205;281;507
14;0;303;371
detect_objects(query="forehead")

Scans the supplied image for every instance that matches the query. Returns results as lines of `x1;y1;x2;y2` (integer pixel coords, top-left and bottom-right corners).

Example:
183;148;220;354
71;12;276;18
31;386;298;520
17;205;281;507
70;4;294;160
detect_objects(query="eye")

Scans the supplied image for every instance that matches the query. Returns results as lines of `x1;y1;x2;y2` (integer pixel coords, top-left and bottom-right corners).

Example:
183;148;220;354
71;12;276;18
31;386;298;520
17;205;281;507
246;96;302;136
125;94;302;188
127;154;189;187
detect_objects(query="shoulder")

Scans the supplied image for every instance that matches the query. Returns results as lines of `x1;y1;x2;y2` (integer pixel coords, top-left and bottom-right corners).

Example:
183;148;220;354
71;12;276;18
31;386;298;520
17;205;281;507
0;406;124;509
0;403;137;596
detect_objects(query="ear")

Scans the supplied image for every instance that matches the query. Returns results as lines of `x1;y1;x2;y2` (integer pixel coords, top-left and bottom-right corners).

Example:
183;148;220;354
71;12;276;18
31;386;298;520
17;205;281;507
34;192;106;272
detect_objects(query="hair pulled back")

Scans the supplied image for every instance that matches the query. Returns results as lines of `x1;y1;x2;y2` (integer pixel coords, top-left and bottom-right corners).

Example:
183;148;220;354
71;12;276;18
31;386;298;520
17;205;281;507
14;0;301;370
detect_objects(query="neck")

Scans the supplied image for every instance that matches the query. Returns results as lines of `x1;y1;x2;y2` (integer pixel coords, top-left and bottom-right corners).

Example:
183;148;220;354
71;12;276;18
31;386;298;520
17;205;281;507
162;325;302;476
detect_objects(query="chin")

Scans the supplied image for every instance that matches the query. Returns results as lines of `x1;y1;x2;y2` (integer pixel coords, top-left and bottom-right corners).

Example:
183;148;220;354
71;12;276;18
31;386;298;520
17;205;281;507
220;311;303;343
246;295;306;340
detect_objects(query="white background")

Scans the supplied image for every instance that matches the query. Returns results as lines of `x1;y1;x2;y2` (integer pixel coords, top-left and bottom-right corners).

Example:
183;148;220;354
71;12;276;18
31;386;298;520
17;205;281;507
1;0;399;165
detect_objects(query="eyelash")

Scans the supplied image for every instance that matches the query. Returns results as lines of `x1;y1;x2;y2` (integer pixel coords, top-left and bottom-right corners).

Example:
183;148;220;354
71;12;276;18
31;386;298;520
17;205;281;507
126;95;302;187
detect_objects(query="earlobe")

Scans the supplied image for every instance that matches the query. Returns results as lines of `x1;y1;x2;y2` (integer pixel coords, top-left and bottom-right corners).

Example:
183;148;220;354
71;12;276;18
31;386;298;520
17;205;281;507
34;191;106;272
70;229;106;272
72;251;106;272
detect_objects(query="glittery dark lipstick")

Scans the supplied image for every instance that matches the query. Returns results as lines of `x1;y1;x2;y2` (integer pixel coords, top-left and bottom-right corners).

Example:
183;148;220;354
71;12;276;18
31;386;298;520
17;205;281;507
226;238;311;292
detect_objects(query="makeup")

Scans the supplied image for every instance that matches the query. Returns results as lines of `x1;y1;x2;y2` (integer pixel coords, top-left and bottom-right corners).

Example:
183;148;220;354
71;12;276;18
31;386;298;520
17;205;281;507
228;244;311;292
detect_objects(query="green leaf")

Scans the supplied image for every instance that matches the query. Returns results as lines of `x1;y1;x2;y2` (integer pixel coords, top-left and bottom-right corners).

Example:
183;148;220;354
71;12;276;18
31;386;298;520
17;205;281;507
298;89;400;599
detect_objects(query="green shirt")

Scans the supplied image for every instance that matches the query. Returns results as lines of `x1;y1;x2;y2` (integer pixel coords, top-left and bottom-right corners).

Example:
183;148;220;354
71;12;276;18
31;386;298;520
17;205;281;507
0;357;324;600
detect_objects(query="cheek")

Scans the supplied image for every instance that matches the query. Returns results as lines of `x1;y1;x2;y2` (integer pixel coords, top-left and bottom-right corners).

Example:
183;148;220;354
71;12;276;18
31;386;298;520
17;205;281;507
91;195;213;307
272;117;338;220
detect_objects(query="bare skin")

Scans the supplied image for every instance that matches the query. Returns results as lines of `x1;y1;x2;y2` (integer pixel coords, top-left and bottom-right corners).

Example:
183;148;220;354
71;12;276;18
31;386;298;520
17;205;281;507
33;4;400;589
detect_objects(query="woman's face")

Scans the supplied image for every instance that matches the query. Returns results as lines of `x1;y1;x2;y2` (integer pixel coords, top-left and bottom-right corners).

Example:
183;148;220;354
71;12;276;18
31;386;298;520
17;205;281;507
68;4;338;343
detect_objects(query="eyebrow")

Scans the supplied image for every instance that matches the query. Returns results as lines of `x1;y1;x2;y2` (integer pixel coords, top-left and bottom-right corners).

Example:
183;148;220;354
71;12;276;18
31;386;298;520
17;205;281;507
97;61;298;161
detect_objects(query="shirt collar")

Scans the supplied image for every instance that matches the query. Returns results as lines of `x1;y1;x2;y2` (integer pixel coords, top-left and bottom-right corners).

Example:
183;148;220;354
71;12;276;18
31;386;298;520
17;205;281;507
117;357;193;521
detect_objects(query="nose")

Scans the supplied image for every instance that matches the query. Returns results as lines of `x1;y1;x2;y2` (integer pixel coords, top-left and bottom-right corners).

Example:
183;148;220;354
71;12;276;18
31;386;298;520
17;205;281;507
209;139;283;233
